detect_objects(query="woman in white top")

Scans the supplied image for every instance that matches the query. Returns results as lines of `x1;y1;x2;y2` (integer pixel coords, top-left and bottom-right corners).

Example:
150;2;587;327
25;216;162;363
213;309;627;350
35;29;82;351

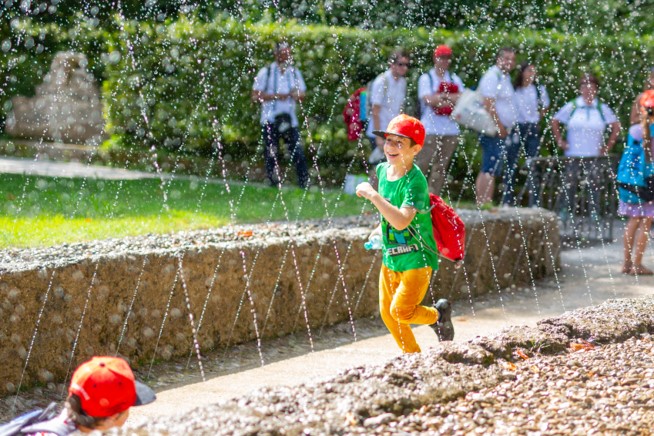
513;63;550;207
551;73;621;223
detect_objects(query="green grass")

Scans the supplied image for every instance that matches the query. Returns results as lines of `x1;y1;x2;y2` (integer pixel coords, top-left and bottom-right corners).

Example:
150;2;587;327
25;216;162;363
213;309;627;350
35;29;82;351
0;174;368;248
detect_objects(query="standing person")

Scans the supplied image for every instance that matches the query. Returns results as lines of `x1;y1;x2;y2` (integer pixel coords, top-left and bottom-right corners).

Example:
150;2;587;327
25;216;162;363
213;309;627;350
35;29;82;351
617;90;654;276
366;50;411;166
629;67;654;125
355;114;454;354
2;356;156;435
475;47;519;206
252;42;309;189
551;73;621;223
513;62;550;207
416;44;465;196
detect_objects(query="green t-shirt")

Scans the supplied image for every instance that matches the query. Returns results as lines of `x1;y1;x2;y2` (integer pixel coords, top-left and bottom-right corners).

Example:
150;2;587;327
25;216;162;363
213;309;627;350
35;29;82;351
376;162;439;272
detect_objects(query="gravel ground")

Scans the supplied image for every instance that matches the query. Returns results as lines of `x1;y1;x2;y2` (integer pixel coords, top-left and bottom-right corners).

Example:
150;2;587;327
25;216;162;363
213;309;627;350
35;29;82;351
115;297;654;436
370;336;654;435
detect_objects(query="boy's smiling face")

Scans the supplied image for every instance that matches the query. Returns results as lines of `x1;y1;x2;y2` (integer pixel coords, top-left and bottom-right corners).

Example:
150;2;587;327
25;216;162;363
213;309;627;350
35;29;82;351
383;133;421;169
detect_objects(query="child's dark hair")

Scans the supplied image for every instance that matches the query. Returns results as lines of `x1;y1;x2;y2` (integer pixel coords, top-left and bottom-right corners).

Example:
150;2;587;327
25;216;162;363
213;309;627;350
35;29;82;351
580;72;600;88
496;46;517;59
513;62;533;89
389;49;410;64
65;394;107;429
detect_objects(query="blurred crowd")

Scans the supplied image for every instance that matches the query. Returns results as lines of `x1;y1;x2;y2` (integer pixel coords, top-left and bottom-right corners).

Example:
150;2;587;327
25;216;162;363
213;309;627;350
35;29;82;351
251;42;654;275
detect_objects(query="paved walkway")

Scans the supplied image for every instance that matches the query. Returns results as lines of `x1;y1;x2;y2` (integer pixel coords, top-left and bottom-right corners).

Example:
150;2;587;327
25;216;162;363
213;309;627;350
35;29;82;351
129;231;654;423
0;156;167;180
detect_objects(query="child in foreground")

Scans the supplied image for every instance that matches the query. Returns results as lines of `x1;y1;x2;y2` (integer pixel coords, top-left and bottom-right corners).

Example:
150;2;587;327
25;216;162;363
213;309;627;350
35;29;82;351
356;114;454;353
5;356;156;435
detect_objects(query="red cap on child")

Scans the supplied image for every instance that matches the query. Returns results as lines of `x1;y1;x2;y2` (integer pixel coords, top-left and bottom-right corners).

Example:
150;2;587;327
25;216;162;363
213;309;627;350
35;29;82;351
434;45;453;58
372;114;426;146
68;356;156;418
640;90;654;109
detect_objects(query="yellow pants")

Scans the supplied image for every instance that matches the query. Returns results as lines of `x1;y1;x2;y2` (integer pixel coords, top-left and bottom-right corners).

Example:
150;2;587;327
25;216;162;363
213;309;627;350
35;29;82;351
380;264;439;353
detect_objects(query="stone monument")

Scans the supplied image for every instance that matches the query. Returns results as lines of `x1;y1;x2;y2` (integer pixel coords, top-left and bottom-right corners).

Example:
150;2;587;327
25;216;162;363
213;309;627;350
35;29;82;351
5;51;105;145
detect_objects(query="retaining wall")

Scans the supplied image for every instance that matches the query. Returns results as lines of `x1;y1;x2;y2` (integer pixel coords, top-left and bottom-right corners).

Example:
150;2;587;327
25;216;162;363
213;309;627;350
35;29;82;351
0;209;559;396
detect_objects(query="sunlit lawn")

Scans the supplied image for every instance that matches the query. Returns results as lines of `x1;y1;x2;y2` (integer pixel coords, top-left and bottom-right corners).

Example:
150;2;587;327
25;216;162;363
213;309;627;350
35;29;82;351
0;174;368;248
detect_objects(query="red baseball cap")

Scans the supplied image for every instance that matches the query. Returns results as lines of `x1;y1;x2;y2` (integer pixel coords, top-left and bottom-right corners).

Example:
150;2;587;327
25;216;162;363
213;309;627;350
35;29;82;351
641;90;654;108
68;356;156;418
434;45;453;58
373;114;426;146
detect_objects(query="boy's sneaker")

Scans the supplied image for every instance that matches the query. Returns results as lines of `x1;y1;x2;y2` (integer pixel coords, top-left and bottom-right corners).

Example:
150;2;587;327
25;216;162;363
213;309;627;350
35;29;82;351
432;299;454;341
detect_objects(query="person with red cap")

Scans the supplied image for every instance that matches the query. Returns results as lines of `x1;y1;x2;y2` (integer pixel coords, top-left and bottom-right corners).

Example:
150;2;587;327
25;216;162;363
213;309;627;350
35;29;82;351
416;44;466;196
355;114;454;354
11;356;156;435
616;90;654;276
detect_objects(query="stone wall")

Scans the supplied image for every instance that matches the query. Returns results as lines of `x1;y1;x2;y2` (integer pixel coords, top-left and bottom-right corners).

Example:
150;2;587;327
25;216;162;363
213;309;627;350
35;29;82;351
0;209;559;396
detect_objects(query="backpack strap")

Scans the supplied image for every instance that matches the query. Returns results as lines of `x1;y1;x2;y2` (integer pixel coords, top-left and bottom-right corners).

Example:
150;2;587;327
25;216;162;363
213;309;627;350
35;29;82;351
569;99;606;124
264;62;273;94
596;100;606;124
272;63;278;112
21;420;73;436
20;406;73;436
569;99;578;119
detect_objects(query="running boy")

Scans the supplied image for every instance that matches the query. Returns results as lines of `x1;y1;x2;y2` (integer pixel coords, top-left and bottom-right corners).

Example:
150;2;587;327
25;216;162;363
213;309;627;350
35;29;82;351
356;114;454;353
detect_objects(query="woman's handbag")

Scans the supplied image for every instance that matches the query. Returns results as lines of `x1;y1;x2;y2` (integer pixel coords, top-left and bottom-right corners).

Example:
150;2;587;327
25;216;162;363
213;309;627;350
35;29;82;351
451;90;498;136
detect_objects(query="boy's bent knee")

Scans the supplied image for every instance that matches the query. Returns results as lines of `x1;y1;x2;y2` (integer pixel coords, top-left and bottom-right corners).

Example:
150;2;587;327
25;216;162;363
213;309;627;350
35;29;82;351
389;303;416;323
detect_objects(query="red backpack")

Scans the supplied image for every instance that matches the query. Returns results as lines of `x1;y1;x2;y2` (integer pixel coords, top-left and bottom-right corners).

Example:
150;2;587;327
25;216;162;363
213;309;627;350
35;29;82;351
428;193;465;262
343;86;367;141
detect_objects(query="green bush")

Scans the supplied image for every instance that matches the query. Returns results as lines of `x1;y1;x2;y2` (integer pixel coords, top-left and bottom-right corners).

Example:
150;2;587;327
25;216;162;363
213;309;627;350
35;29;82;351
3;14;654;187
101;18;654;182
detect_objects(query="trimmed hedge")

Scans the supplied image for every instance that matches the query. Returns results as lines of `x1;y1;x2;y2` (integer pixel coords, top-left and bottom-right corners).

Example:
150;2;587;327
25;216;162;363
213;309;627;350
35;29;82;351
3;16;654;184
101;18;654;179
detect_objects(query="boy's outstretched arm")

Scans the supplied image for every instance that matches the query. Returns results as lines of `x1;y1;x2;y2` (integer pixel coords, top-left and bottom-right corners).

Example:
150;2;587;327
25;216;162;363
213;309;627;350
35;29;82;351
356;182;417;230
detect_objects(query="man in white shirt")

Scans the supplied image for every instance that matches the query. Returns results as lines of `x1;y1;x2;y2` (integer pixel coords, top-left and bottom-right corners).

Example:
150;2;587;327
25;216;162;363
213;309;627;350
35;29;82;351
252;42;309;188
366;50;410;165
416;45;465;195
551;73;621;223
475;47;518;206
